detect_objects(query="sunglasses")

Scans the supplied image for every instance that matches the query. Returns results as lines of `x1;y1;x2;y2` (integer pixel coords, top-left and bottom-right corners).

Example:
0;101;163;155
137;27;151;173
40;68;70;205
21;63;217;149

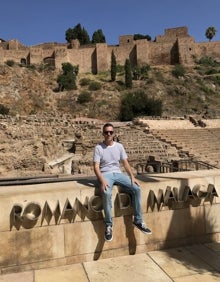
104;131;114;135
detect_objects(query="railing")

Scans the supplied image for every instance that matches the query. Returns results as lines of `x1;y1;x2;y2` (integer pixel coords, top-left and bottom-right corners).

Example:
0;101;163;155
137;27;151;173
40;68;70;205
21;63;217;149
136;158;218;174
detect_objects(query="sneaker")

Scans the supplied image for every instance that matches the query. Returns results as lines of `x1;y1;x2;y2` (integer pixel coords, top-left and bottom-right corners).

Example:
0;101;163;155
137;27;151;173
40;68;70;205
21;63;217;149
104;225;113;241
133;222;152;235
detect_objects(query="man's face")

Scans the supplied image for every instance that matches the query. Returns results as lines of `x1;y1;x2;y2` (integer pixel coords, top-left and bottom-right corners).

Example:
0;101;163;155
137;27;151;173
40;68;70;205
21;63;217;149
103;126;114;141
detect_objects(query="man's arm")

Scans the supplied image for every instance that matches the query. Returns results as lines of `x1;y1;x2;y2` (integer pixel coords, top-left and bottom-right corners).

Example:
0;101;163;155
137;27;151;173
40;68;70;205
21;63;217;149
93;162;109;192
122;159;140;186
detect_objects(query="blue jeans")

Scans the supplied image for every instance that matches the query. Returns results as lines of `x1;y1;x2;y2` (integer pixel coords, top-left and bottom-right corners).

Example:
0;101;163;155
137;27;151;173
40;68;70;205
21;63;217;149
99;172;143;227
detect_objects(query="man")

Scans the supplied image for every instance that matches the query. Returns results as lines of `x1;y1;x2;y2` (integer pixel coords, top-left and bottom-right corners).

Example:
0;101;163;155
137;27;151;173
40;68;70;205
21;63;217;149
93;123;152;241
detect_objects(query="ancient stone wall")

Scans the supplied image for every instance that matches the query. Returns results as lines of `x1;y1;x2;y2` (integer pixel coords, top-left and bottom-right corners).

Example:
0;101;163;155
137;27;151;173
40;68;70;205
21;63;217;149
0;27;220;73
111;44;136;66
156;26;190;43
148;42;174;65
66;47;95;73
177;37;196;65
96;43;109;73
195;42;220;61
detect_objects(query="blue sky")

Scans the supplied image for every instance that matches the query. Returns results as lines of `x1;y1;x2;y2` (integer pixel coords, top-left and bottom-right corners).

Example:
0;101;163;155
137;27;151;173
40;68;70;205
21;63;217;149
1;0;219;46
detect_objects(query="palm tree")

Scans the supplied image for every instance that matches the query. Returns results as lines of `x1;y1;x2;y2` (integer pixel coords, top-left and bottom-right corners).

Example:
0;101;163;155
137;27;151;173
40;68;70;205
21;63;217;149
205;26;217;42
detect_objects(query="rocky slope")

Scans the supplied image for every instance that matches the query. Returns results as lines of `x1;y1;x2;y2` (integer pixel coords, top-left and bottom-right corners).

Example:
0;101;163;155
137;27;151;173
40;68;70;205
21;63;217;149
1;63;220;119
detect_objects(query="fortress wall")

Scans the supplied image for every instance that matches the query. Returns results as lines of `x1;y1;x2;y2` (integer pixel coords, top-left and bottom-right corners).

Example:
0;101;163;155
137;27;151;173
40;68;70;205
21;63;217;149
0;170;219;273
0;41;8;50
29;48;44;64
1;27;220;73
41;49;55;58
67;47;96;73
111;45;136;66
0;49;30;64
178;38;196;65
195;42;220;61
165;26;189;38
155;27;190;43
148;42;174;65
54;48;68;69
136;40;150;64
96;43;109;73
34;42;67;49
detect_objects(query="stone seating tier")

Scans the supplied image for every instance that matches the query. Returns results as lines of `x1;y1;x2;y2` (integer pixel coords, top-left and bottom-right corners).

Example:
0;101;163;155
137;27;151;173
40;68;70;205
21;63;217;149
1;117;220;177
150;128;220;169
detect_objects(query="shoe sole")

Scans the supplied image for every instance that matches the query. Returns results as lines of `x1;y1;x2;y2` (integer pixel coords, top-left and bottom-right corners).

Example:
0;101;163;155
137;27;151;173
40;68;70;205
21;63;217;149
133;223;152;235
104;236;113;241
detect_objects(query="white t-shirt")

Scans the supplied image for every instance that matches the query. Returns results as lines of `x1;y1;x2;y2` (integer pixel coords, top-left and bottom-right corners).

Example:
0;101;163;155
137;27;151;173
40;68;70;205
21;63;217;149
93;141;127;174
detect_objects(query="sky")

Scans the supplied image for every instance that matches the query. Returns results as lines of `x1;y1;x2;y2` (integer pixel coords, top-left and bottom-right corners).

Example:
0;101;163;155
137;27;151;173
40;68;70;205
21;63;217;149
1;0;220;46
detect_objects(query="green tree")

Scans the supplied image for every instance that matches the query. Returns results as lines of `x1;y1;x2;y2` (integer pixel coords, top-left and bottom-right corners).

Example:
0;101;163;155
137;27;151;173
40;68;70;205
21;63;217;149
61;62;79;76
134;34;151;41
124;59;132;88
91;29;106;43
57;63;79;91
111;50;117;81
119;90;162;121
205;26;217;42
65;23;90;45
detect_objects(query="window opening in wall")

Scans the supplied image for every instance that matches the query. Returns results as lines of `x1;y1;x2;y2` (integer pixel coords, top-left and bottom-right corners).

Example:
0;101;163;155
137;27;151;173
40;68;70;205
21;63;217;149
44;57;55;68
20;58;26;66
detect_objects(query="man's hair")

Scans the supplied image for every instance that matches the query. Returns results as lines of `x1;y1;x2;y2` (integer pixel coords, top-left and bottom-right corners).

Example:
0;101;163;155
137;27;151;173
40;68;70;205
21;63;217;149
103;123;114;132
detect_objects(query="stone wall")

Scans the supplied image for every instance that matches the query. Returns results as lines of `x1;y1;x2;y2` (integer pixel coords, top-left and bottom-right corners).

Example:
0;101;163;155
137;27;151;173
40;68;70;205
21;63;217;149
1;27;220;73
0;169;219;274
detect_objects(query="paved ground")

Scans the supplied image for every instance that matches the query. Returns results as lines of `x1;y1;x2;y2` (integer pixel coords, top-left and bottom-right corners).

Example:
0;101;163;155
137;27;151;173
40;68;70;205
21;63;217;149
0;242;219;282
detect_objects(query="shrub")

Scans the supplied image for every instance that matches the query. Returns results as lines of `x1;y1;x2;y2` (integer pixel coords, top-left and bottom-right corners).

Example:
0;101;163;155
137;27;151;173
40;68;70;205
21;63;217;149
133;64;150;80
79;78;91;86
153;69;164;82
119;90;162;121
197;56;220;67
77;91;92;104
205;75;220;86
205;69;218;75
172;64;185;78
5;60;15;67
27;64;36;70
116;64;124;73
0;104;9;115
88;81;101;91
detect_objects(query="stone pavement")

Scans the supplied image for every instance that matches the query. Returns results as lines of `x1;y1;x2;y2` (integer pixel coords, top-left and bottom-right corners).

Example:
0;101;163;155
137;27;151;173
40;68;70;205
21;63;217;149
0;242;219;282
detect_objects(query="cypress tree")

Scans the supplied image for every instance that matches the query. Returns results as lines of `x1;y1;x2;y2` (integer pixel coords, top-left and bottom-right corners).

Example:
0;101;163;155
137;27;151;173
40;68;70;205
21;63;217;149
124;59;132;88
111;50;117;81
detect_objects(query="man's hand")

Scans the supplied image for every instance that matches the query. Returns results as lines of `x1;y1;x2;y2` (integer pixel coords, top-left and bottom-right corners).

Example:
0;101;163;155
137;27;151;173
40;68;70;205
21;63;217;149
100;180;109;192
130;175;140;187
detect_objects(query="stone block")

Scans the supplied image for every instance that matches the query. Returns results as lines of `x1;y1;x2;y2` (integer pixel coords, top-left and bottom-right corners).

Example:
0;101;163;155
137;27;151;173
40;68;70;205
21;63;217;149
205;204;220;233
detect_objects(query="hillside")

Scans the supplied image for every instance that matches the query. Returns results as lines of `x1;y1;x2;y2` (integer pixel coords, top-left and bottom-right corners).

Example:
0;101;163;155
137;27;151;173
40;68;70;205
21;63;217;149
1;61;220;120
1;61;220;177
